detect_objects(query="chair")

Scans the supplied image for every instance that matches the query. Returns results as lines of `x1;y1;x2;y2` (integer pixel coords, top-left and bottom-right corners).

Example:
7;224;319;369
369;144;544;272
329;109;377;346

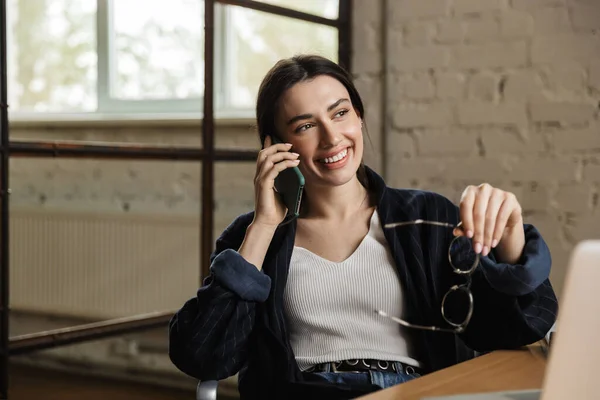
196;380;218;400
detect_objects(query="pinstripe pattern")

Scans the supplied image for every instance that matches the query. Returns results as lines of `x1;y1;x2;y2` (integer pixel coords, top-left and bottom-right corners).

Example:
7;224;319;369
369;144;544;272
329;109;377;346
169;167;558;399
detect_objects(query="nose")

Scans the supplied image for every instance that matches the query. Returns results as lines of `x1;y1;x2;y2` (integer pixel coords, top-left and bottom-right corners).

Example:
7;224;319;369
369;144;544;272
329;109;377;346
319;120;342;148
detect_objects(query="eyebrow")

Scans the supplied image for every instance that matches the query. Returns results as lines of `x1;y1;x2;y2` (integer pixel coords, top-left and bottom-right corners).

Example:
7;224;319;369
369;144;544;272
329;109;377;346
286;98;350;126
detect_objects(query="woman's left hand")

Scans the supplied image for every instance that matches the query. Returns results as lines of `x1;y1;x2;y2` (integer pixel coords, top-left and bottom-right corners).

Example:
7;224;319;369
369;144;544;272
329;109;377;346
454;183;525;263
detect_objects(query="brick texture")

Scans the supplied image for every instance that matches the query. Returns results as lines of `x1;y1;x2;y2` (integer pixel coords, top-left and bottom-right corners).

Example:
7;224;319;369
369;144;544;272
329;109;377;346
11;0;599;319
450;42;528;69
532;34;600;64
379;0;600;297
453;0;507;15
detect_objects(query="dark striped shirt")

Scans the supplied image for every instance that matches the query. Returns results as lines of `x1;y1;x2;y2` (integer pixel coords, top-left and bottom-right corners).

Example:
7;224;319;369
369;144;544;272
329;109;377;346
168;166;558;399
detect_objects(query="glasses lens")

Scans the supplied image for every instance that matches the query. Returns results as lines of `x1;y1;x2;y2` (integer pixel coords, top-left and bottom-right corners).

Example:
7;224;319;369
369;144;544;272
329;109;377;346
449;235;479;273
441;286;473;327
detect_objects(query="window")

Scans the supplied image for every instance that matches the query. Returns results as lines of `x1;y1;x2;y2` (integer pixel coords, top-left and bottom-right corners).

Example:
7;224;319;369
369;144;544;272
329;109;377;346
7;0;339;118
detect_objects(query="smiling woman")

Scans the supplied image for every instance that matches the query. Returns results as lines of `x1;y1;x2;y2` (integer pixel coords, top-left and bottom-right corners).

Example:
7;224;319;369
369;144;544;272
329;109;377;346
275;76;363;186
168;55;558;400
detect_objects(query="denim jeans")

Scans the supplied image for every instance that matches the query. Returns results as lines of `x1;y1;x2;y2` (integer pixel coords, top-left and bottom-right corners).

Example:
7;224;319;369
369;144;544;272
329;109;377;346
306;361;421;390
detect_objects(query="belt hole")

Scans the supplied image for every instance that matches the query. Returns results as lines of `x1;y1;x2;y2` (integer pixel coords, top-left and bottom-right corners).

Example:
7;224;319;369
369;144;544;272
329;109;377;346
377;360;389;370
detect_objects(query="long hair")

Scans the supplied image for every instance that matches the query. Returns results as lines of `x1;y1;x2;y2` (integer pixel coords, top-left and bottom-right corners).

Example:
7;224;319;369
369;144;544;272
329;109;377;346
255;54;369;188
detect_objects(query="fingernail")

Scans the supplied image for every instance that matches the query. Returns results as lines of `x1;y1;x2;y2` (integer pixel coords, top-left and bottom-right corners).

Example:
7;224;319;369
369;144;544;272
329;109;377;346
483;246;490;256
491;239;498;248
285;143;293;147
292;159;300;163
474;242;482;254
467;230;474;238
291;152;299;157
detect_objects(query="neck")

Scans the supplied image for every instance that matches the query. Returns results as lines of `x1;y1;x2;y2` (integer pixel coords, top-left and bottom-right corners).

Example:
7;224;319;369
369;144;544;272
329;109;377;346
301;176;370;220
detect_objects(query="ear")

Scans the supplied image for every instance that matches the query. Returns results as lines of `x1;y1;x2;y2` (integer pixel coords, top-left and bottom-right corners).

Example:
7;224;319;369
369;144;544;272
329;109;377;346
261;134;272;149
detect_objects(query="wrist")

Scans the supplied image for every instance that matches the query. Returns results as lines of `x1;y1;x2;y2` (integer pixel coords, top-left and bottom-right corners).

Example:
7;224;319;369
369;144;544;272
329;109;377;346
496;222;525;264
501;219;524;241
238;221;278;270
249;219;279;235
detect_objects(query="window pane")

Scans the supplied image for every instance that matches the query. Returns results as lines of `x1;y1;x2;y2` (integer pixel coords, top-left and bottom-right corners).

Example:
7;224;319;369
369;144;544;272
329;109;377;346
225;5;338;110
112;0;204;100
7;0;97;112
254;0;338;19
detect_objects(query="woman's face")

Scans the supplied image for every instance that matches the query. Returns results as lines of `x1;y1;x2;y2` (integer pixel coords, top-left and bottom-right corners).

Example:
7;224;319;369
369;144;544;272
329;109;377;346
275;75;363;189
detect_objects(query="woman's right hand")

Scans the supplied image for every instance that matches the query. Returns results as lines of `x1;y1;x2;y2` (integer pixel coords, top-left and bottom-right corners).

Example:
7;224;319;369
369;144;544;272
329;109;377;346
252;135;300;228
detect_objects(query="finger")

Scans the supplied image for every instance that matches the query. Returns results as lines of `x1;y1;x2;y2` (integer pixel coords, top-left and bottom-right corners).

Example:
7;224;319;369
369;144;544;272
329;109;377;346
265;138;293;152
257;151;300;180
452;222;465;237
482;190;504;256
459;187;476;239
264;159;301;182
258;143;293;161
492;196;515;249
256;141;293;170
472;184;492;254
265;151;300;166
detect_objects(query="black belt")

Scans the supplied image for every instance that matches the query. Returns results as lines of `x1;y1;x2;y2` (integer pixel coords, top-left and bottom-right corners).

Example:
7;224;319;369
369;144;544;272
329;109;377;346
304;359;423;375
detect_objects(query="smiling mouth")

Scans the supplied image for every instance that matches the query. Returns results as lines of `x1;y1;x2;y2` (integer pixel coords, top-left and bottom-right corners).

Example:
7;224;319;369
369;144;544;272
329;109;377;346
319;148;348;164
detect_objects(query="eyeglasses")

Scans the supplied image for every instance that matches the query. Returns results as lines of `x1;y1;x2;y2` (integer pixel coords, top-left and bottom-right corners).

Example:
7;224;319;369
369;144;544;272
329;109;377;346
376;220;480;334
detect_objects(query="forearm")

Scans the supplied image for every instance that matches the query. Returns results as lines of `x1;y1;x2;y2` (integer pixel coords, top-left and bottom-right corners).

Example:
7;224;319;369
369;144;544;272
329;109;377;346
238;221;277;270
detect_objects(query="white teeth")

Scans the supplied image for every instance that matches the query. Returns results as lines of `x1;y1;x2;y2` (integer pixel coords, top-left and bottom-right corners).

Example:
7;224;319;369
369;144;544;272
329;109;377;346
322;149;348;164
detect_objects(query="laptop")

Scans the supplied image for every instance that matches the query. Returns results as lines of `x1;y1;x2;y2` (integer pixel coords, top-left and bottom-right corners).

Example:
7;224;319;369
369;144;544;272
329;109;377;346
424;240;600;400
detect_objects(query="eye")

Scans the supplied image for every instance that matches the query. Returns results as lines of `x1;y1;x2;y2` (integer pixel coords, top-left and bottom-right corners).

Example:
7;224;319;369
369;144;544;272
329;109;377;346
295;123;314;133
334;109;349;118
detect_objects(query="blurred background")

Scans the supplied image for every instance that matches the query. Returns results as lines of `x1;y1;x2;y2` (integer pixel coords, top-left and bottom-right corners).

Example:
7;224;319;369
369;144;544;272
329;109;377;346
2;0;599;398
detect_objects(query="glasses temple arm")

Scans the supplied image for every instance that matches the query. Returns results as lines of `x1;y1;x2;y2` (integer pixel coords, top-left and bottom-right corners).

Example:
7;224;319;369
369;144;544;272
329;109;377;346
375;310;458;334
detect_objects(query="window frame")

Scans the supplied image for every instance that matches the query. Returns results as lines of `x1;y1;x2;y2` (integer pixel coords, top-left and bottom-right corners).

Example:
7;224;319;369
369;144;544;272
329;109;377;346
95;0;207;115
0;2;351;398
9;0;341;120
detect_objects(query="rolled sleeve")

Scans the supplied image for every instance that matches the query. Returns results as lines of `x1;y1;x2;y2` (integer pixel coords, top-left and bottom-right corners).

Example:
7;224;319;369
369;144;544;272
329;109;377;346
479;224;551;297
210;249;272;302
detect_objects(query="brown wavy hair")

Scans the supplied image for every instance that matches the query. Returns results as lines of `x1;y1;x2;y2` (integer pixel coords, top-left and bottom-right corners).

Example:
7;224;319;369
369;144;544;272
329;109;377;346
255;54;369;188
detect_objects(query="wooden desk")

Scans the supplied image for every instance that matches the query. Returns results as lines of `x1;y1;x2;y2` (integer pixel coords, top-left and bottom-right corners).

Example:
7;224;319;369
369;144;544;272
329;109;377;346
359;348;547;400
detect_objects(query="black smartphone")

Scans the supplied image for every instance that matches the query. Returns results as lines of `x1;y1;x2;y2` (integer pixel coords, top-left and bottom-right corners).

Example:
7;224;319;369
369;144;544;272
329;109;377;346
270;135;305;218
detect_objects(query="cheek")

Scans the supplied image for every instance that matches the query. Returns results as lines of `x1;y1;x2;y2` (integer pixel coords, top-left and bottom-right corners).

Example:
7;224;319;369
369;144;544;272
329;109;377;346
345;122;363;142
290;142;313;164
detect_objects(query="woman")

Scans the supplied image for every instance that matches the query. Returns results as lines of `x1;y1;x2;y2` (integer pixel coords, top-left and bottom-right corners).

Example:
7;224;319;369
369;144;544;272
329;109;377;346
169;55;558;399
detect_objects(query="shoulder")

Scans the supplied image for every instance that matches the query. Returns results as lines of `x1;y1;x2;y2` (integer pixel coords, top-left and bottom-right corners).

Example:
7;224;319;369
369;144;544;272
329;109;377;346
384;186;455;208
382;187;459;221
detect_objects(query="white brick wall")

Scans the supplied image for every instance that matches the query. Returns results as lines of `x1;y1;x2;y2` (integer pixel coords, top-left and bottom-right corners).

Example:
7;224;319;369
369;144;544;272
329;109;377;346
7;0;599;308
352;0;600;297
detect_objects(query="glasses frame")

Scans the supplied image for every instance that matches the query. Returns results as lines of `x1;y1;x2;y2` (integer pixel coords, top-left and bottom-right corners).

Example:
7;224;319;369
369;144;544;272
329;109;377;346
376;220;481;334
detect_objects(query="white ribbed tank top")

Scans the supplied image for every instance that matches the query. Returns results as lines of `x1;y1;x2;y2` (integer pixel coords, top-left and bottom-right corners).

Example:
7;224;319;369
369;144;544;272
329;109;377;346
283;210;420;371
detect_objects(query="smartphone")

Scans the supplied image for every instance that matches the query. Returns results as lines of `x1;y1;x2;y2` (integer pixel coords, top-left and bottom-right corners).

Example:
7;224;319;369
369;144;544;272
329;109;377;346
270;135;305;218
